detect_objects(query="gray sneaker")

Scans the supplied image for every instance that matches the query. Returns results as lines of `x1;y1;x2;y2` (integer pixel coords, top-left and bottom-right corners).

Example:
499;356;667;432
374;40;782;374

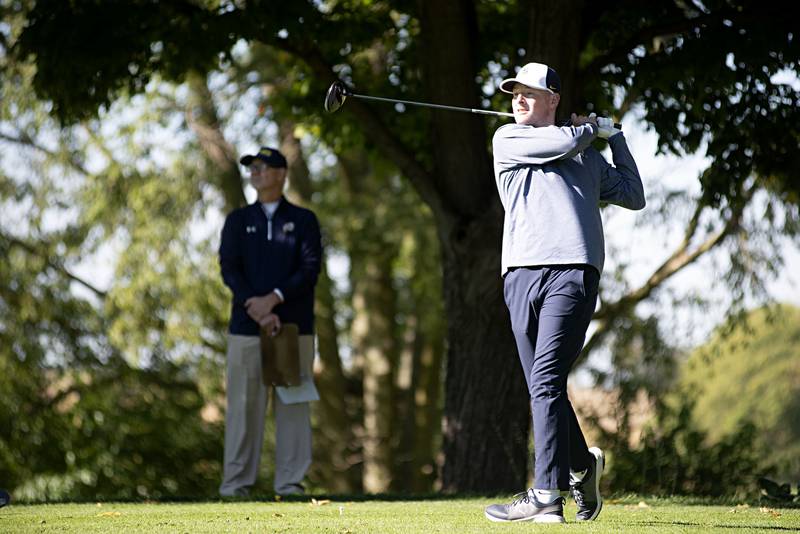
570;446;605;521
484;489;565;523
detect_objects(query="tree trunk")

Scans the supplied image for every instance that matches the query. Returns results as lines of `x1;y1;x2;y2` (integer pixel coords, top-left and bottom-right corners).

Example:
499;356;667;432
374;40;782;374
393;225;446;492
337;152;400;493
437;206;531;492
309;260;362;492
280;125;361;492
410;323;444;491
523;0;586;119
351;249;398;492
184;71;246;212
409;277;446;491
417;0;531;492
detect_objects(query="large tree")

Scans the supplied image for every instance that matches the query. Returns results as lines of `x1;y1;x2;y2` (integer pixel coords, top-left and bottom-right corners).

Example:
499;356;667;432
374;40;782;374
12;0;800;491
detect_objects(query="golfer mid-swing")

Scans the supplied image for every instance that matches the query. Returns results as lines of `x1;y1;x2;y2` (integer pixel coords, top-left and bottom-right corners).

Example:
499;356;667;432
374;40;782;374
485;63;645;523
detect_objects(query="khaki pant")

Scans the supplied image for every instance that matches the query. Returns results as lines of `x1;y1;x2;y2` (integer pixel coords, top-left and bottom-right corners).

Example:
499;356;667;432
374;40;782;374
219;334;316;496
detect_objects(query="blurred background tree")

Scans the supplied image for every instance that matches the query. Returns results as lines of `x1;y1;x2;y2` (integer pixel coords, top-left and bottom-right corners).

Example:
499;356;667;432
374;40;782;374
598;303;800;497
680;304;800;482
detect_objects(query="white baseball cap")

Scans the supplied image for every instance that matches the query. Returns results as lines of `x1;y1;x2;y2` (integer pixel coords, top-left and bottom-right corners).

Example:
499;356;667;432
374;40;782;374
499;62;562;94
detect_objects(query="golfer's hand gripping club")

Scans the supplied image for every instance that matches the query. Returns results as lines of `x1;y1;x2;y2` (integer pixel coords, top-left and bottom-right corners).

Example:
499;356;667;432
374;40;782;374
587;113;622;139
596;116;622;139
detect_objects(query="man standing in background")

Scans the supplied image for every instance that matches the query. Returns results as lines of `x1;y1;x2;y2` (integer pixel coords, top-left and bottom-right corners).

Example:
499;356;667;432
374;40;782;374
218;147;322;497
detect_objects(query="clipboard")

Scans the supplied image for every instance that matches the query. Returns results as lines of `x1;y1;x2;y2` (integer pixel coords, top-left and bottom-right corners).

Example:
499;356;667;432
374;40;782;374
260;323;301;387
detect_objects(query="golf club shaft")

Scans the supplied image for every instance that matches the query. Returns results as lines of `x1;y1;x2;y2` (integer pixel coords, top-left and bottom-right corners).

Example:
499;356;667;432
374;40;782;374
350;92;514;118
347;89;621;128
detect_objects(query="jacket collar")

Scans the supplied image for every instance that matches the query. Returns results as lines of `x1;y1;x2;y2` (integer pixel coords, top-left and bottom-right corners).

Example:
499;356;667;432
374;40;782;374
250;195;287;213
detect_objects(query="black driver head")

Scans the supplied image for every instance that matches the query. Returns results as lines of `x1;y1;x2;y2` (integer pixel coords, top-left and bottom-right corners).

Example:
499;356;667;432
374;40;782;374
324;80;350;113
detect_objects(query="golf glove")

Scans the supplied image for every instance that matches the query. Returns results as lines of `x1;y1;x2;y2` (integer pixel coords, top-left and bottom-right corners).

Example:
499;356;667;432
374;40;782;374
596;116;621;139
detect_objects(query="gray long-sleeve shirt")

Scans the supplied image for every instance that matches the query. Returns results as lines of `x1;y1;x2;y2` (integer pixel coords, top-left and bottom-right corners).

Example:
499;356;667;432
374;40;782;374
492;122;645;275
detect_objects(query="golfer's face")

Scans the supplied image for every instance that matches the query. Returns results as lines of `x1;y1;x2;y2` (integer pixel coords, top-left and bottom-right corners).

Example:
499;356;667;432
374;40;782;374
512;84;558;126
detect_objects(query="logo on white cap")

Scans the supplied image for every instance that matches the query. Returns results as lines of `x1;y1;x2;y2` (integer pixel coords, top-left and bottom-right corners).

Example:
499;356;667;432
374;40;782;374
499;62;561;94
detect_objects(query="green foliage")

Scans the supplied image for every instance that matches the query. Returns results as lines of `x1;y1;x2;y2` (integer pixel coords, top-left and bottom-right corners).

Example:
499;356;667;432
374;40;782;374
582;310;766;497
601;2;800;205
680;304;800;481
14;1;800;207
1;23;229;499
600;305;800;497
0;233;224;500
15;0;239;123
607;400;764;497
7;362;223;501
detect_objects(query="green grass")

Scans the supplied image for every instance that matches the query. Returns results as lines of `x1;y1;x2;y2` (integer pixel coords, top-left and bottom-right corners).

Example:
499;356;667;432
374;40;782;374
1;496;798;533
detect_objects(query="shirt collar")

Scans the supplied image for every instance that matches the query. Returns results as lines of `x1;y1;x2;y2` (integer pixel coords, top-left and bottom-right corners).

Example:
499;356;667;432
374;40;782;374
260;197;282;218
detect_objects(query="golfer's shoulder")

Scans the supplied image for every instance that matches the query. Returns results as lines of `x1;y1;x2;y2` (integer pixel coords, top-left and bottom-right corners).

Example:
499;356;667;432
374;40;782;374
493;123;528;145
494;123;567;140
494;123;525;137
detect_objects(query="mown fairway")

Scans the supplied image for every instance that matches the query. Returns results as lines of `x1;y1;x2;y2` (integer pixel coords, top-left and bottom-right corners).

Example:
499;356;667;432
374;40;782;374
1;496;797;533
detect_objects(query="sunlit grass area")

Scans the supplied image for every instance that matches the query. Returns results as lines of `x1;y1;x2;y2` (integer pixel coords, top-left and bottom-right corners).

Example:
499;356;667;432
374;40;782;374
2;495;798;533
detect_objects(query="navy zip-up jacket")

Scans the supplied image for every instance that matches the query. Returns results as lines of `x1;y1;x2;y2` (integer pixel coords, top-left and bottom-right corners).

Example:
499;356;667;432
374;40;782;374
219;197;322;335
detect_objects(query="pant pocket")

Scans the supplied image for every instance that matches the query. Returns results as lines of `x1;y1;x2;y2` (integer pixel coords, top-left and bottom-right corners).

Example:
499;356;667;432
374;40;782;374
581;266;600;298
503;268;518;308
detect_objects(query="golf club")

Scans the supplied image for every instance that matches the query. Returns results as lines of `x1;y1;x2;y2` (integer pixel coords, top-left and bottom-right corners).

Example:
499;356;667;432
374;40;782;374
324;80;622;129
325;80;513;117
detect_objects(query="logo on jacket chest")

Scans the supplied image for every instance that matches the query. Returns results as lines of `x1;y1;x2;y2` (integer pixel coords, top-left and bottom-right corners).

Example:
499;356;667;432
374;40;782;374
243;221;296;239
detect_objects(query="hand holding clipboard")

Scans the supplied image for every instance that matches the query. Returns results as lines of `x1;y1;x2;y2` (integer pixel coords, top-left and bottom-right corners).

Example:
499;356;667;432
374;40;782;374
260;323;301;387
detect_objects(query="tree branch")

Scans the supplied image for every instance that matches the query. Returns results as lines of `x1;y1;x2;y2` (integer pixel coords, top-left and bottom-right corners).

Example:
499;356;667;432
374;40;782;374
184;71;246;212
3;233;107;298
583;182;755;355
581;7;739;81
277;40;447;217
199;335;226;354
0;131;91;176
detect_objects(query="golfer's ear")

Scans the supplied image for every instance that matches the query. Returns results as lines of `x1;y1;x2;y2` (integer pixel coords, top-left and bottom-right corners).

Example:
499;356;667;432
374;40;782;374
552;93;560;107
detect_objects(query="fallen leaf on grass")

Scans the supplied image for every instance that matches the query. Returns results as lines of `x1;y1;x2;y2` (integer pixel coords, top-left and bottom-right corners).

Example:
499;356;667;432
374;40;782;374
728;504;751;513
759;507;781;518
637;501;650;508
97;512;122;517
310;498;331;506
273;512;284;518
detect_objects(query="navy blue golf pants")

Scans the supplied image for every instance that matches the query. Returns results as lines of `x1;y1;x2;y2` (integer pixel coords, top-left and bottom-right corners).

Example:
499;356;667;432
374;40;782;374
503;265;599;490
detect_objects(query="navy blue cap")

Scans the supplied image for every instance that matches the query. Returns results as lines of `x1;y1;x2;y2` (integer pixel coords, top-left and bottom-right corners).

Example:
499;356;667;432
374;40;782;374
240;147;287;168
